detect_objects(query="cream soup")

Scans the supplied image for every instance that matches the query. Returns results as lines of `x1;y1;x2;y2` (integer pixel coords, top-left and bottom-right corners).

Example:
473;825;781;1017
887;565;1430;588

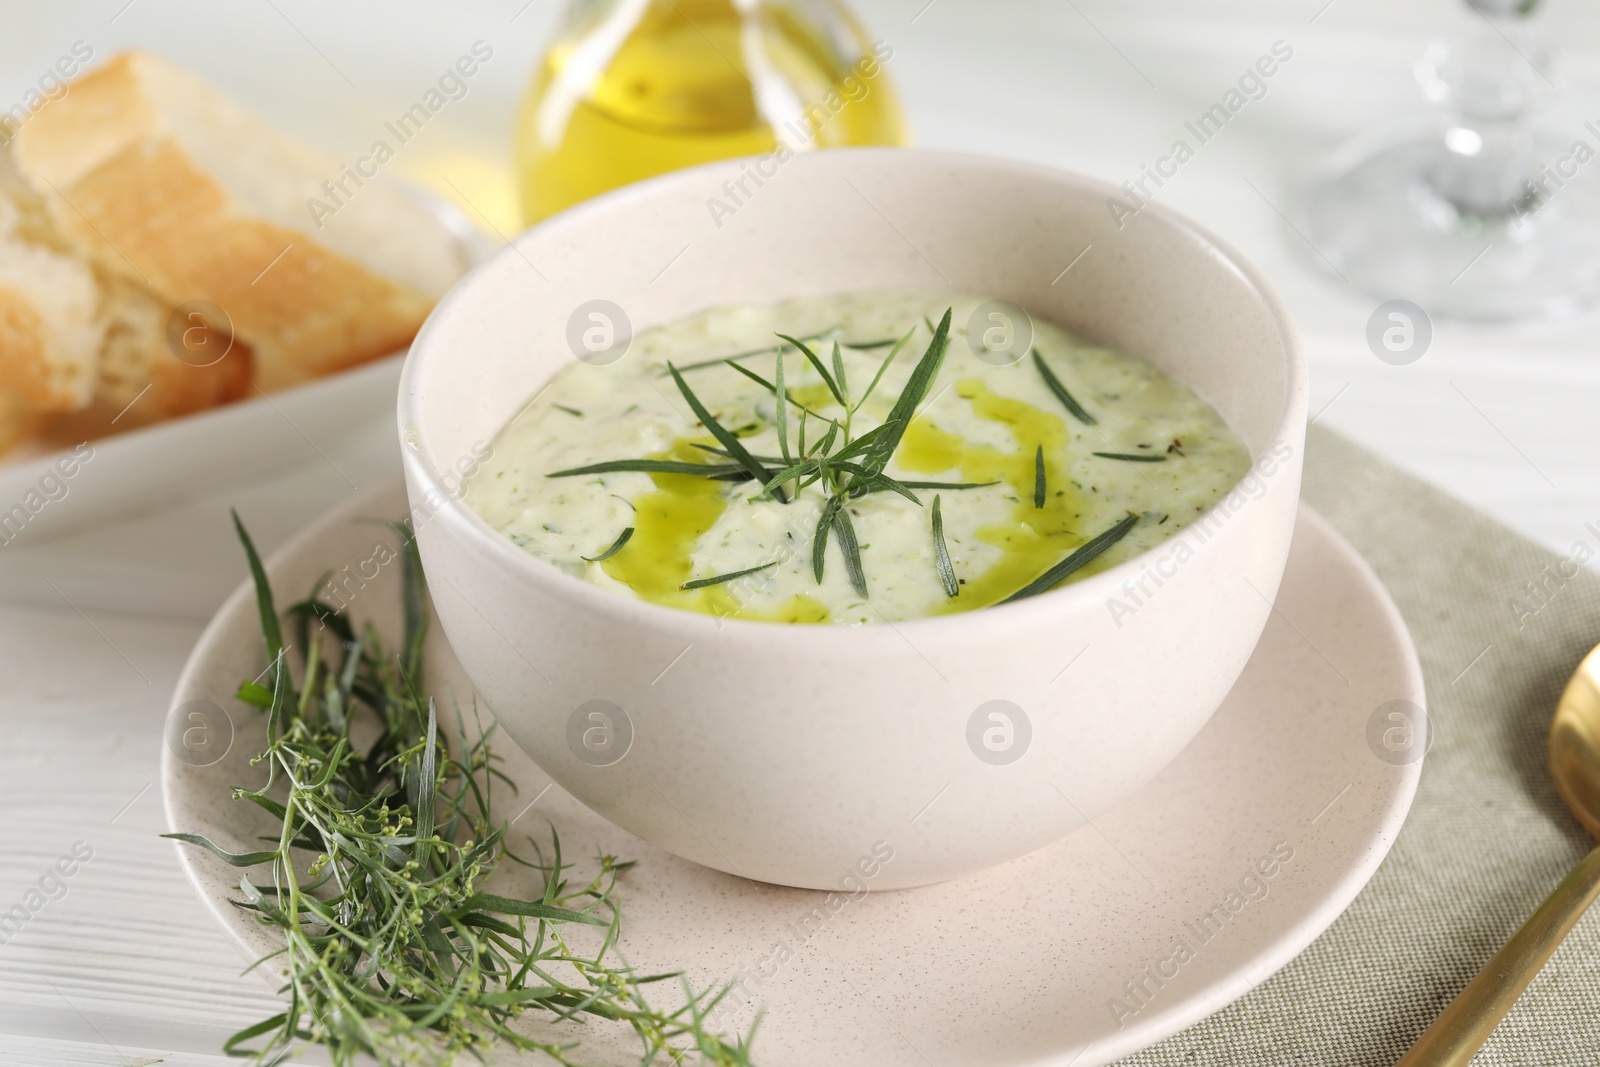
465;290;1252;624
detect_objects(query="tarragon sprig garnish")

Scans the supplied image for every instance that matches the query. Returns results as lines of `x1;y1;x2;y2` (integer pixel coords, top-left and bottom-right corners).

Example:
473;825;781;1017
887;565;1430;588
760;311;954;596
548;308;1138;605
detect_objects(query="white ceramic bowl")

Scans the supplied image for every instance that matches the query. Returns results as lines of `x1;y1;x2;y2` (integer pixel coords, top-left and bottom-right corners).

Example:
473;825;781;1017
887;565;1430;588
398;149;1307;891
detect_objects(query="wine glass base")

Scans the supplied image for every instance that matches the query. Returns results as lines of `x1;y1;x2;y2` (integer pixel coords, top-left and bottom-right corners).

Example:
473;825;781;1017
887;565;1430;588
1300;130;1600;323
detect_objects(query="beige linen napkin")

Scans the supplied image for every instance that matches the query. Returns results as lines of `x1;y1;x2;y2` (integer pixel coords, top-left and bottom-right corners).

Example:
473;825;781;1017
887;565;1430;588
1117;424;1600;1065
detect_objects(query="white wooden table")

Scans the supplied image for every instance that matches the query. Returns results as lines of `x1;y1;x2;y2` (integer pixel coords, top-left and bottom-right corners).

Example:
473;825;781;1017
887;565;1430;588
2;1;1598;1062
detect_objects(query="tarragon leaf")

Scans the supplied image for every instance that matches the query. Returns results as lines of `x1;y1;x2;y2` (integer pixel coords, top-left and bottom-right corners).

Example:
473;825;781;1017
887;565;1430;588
809;418;840;459
853;308;951;479
721;359;826;420
827;420;901;465
1001;514;1138;603
232;508;281;660
462;893;608;926
681;562;778;590
1033;350;1097;425
812;495;841;582
762;459;821;497
582;527;634;562
1034;445;1046;508
778;333;845;407
669;362;782;500
412;701;439;868
854;326;915;413
671;326;836;373
774;349;791;465
833;505;868;598
932;494;959;597
549;458;743;478
161;833;279;868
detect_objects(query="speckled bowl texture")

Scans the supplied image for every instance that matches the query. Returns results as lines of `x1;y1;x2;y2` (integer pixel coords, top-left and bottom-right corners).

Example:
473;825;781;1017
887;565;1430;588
397;149;1309;889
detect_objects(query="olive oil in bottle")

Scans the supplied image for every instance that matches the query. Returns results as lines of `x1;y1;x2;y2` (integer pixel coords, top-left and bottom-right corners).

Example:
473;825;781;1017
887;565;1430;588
515;0;909;223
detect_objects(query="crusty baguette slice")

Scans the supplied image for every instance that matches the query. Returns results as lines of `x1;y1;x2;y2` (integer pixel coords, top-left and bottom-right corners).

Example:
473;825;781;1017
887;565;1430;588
10;51;467;392
91;272;253;426
0;139;250;444
0;184;100;414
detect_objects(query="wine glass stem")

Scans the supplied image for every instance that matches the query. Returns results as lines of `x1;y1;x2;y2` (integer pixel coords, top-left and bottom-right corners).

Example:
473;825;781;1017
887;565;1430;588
1427;12;1544;216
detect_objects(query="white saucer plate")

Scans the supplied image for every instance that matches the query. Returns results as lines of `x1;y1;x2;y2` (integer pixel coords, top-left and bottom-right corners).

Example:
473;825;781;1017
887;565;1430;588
163;482;1424;1066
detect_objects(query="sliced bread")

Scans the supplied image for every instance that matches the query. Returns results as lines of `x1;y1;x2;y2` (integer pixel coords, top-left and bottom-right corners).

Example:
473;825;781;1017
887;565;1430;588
0;181;99;414
10;51;467;392
0;134;251;440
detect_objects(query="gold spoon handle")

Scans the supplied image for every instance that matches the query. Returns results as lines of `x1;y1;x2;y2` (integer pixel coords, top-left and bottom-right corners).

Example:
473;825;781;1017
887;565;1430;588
1397;843;1600;1066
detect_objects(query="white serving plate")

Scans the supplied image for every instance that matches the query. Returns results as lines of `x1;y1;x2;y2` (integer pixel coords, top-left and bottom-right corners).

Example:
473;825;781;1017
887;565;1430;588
163;481;1425;1066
